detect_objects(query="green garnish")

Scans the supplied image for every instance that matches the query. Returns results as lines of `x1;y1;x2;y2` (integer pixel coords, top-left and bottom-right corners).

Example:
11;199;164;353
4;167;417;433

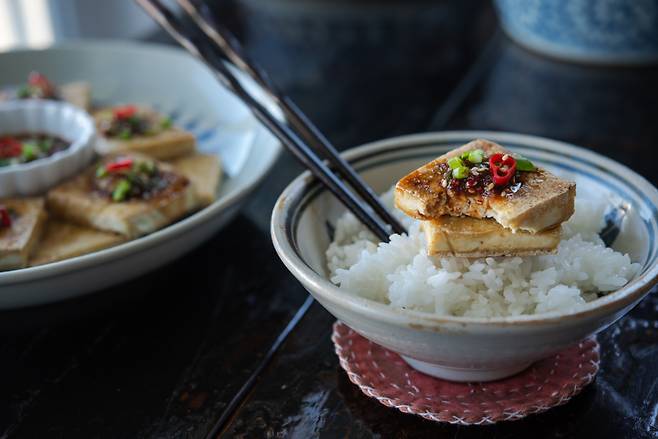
460;151;471;160
39;138;53;151
96;165;109;178
138;160;156;175
515;156;536;171
160;117;173;129
21;142;37;161
16;85;31;98
112;179;132;202
118;129;132;140
467;149;484;164
452;166;469;179
448;157;463;170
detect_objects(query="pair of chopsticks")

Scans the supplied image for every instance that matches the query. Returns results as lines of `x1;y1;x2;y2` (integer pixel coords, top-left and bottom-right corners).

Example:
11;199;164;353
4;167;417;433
136;0;406;242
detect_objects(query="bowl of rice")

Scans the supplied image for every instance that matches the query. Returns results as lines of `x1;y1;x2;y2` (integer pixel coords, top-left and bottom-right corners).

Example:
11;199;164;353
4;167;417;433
271;131;658;381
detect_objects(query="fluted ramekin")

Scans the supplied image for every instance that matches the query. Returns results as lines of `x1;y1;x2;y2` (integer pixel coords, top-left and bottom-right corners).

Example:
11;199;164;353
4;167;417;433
0;100;95;196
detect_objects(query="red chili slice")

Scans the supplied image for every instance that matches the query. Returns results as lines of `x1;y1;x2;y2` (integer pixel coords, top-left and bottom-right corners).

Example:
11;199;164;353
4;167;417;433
0;205;11;228
489;153;516;186
0;137;22;158
106;158;134;172
113;105;137;120
27;71;56;96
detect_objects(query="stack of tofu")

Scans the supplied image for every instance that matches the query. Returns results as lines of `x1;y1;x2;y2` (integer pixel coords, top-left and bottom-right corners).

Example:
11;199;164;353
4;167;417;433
394;139;576;257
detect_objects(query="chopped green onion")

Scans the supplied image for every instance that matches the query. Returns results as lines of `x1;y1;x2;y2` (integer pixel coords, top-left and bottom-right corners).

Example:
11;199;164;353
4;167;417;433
96;165;108;178
515;157;536;171
460;151;471;160
448;157;463;170
138;160;156;175
39;138;53;151
160;117;173;129
467;149;484;164
21;142;37;161
118;129;132;140
452;166;469;179
126;169;139;183
112;179;132;202
16;85;31;98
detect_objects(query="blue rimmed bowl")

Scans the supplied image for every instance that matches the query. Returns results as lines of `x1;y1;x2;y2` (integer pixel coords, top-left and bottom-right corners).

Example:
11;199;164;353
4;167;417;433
271;131;658;382
494;0;658;65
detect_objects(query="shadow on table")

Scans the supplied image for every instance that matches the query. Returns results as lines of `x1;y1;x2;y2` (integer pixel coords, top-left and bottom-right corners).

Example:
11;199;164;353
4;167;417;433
0;213;312;437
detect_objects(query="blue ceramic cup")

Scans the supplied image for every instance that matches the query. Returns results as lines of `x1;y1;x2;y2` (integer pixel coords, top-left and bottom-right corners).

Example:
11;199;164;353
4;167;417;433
494;0;658;64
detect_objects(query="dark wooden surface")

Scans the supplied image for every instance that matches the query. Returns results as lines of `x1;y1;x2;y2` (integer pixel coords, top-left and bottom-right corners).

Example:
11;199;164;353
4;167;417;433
2;1;658;438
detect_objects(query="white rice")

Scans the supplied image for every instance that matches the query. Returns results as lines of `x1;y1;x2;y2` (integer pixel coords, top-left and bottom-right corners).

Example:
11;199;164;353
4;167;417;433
326;189;640;317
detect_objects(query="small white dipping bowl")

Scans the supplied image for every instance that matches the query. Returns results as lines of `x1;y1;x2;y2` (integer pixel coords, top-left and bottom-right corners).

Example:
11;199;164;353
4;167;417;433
271;131;658;382
0;100;95;196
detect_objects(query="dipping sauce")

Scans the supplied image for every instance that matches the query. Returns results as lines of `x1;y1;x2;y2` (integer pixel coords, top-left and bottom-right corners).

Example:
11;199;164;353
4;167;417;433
0;134;71;167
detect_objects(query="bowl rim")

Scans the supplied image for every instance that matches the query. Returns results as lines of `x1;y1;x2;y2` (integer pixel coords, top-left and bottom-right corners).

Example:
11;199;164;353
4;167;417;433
271;130;658;328
0;39;282;286
0;99;95;174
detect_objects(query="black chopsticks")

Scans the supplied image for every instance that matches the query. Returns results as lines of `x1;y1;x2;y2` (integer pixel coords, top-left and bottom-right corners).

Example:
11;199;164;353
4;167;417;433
136;0;406;242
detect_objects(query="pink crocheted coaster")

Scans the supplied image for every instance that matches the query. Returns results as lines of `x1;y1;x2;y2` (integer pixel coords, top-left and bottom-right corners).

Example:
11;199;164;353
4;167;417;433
332;321;599;425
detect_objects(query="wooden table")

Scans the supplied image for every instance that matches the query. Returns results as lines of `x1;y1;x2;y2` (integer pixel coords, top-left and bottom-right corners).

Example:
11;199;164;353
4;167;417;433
2;1;658;437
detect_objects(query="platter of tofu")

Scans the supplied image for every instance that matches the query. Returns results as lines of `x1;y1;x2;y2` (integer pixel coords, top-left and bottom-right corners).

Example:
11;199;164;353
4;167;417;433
0;40;280;307
395;139;576;257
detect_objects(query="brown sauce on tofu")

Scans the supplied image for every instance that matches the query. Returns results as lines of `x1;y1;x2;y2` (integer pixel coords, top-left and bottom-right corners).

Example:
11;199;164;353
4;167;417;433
92;157;189;202
437;162;526;198
407;158;527;202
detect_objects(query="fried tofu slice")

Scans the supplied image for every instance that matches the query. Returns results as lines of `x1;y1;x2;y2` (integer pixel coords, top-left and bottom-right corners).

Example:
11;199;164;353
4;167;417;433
96;128;195;160
395;139;575;233
94;105;196;160
47;153;199;238
29;220;125;266
0;80;91;110
59;81;91;111
171;153;222;206
423;216;560;257
0;198;46;270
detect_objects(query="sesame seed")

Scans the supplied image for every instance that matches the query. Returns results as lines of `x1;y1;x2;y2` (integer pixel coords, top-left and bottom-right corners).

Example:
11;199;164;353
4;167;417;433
502;154;509;161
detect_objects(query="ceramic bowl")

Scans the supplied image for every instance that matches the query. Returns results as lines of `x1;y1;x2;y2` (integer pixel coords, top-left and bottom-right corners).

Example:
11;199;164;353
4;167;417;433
271;131;658;382
494;0;658;65
0;40;281;308
0;100;95;196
